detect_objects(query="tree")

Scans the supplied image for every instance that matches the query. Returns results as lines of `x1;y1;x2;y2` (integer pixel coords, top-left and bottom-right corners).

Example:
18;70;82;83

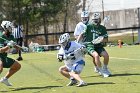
0;0;82;45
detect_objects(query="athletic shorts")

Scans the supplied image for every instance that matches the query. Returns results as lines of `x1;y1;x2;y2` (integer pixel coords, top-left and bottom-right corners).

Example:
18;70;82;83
71;60;85;74
85;43;95;54
85;43;105;56
0;57;15;68
95;47;105;56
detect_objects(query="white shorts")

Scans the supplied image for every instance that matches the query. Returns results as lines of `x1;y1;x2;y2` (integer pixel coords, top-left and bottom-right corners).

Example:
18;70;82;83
67;60;85;74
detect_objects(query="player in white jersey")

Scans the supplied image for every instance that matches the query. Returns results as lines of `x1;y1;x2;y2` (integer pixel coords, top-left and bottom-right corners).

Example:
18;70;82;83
74;22;86;41
74;11;88;41
74;11;99;73
57;33;87;87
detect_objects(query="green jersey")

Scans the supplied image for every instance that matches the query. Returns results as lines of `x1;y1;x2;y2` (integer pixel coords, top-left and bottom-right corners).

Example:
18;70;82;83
0;32;15;57
83;24;108;42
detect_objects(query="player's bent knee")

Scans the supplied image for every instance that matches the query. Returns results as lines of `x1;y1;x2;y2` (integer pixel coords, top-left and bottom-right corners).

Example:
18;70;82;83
59;66;64;72
17;63;21;70
94;54;100;59
11;62;21;71
15;62;21;70
102;54;109;59
59;68;62;72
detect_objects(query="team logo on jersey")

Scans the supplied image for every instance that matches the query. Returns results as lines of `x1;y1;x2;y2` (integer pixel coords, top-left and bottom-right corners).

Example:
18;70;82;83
91;30;101;34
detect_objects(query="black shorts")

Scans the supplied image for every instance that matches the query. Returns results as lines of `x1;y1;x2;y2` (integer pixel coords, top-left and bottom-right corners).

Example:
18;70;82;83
0;57;15;68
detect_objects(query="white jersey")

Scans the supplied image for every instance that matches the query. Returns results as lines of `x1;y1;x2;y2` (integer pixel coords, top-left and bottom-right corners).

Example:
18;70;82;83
57;41;85;69
74;22;86;37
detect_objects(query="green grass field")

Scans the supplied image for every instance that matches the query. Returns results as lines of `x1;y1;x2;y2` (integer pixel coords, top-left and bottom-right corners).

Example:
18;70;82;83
0;45;140;93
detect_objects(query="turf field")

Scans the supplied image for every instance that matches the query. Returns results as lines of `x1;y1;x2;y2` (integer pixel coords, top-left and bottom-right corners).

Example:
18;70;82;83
0;45;140;93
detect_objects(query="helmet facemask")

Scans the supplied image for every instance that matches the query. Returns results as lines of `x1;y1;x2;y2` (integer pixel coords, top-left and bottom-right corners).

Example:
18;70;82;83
81;17;89;24
59;33;70;48
92;18;101;25
92;12;101;26
81;11;89;24
61;40;69;47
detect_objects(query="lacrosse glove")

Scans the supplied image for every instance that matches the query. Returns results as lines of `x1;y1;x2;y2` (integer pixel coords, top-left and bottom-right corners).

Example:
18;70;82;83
7;40;16;48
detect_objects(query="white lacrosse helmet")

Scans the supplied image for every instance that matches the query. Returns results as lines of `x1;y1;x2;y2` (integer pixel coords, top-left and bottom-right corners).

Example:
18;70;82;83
92;12;101;25
81;11;89;24
1;21;13;30
59;33;70;46
81;11;89;17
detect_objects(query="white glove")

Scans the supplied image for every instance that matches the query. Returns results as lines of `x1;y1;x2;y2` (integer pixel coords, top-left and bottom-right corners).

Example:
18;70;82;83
92;36;104;44
66;53;75;60
7;40;16;48
80;46;87;55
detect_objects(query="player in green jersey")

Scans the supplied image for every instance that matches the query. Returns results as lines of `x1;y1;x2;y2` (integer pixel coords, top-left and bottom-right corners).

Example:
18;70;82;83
77;12;111;77
74;11;99;73
0;21;21;86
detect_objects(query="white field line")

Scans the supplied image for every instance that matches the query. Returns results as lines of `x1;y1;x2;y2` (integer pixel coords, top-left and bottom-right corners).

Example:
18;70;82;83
110;57;140;61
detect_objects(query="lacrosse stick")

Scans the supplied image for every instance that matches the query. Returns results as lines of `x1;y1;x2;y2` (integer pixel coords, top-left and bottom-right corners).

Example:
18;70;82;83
101;16;110;26
0;37;23;50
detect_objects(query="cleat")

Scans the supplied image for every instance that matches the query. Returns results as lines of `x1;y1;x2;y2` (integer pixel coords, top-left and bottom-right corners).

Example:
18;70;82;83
103;73;110;77
67;79;77;86
94;67;99;73
76;82;87;87
0;77;12;86
16;56;23;61
98;71;102;75
97;68;103;75
102;67;111;77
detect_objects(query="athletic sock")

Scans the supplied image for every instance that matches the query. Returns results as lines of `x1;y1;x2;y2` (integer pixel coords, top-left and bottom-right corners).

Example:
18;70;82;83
103;64;107;69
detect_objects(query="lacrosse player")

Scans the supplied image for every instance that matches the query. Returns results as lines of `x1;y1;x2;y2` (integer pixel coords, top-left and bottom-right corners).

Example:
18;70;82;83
74;11;99;73
0;21;21;86
77;12;111;77
74;11;89;40
57;33;87;87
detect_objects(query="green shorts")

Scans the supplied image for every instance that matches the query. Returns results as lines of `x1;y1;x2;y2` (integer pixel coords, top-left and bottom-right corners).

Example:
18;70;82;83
0;57;15;68
85;43;105;56
85;43;95;54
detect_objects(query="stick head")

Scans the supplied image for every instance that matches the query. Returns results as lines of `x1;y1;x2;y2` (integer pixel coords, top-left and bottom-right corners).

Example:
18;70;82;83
101;16;110;26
